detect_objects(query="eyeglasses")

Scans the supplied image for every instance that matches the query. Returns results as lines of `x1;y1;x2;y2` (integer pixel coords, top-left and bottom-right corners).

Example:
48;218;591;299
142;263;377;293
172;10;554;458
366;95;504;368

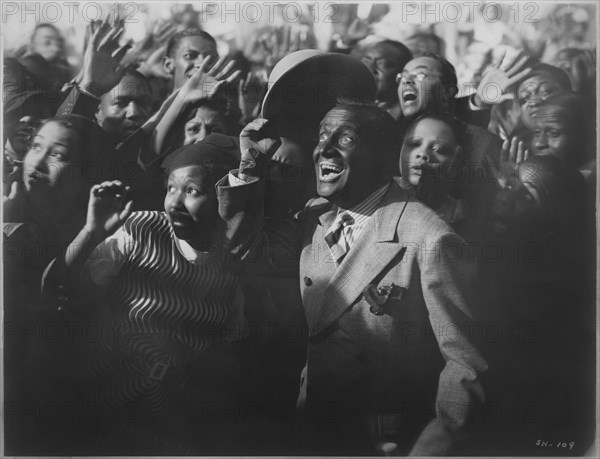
396;71;440;84
360;56;395;72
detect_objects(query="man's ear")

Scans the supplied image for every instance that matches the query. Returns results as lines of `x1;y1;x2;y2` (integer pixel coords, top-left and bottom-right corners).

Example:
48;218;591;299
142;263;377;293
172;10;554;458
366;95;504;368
95;104;104;127
445;83;459;100
163;56;174;76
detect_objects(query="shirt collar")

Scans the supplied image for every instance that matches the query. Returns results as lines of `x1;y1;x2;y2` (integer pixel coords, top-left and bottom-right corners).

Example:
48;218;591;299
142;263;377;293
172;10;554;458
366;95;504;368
337;182;391;221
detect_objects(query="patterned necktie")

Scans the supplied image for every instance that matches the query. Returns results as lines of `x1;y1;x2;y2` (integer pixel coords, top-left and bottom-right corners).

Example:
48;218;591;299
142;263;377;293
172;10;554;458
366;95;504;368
324;212;354;263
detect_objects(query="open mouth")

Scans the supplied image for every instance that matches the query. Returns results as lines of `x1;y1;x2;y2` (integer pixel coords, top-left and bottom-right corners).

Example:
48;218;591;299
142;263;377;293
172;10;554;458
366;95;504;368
402;91;417;102
319;162;344;183
27;171;50;185
170;212;194;227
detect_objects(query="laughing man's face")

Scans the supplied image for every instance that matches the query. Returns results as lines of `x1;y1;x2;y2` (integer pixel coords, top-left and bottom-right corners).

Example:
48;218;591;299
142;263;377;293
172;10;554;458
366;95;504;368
313;107;382;208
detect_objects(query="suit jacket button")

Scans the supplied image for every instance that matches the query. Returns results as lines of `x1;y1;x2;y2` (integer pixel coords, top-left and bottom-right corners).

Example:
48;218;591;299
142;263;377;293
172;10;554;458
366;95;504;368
304;276;312;286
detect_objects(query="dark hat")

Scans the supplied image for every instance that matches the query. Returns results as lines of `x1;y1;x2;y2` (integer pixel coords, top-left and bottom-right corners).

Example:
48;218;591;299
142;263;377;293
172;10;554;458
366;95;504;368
161;133;239;174
261;50;376;136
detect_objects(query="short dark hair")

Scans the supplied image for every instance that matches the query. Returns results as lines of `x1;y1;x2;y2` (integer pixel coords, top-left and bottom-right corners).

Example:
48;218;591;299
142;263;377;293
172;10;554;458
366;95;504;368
166;29;217;58
407;110;468;151
38;115;113;182
120;67;153;94
419;52;458;91
376;40;413;70
520;63;572;92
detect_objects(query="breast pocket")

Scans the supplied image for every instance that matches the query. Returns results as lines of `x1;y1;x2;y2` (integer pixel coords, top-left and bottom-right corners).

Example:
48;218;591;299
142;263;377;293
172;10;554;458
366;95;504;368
362;282;407;316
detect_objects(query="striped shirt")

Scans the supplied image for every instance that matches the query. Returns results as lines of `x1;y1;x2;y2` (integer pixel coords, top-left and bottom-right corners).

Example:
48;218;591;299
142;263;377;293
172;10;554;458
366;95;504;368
331;182;390;248
84;211;246;365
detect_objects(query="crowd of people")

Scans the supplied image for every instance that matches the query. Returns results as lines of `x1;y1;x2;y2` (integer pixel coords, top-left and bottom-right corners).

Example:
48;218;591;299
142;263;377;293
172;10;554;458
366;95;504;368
3;3;597;456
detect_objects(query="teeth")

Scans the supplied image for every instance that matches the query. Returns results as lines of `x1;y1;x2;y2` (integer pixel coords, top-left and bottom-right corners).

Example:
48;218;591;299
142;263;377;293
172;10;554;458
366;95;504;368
320;163;342;174
319;162;344;182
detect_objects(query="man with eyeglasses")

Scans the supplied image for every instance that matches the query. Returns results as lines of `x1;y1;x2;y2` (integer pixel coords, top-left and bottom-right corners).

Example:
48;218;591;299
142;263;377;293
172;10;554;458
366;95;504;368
356;40;495;130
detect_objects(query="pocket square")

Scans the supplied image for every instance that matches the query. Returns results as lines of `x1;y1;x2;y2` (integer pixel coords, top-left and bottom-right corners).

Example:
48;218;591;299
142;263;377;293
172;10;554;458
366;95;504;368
363;283;406;316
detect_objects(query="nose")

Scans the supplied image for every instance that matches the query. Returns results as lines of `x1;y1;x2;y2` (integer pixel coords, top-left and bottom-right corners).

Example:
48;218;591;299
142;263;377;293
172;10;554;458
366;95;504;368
29;147;50;172
414;148;429;163
534;132;548;151
314;137;336;161
168;189;186;211
126;101;142;120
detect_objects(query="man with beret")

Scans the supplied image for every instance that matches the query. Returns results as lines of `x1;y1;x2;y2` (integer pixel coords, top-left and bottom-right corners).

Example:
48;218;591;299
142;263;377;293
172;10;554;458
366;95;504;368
221;102;488;456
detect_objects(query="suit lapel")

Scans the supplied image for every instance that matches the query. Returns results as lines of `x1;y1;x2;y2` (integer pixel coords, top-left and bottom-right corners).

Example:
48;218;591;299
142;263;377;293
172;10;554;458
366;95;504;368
310;181;410;337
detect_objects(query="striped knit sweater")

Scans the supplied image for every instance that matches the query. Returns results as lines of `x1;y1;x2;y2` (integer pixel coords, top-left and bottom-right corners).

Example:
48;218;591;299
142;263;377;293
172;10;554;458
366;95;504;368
65;211;247;453
87;210;246;365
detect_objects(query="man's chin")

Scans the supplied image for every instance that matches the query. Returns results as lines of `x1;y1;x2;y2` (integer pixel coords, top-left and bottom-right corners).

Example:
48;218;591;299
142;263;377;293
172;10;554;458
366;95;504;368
400;104;420;118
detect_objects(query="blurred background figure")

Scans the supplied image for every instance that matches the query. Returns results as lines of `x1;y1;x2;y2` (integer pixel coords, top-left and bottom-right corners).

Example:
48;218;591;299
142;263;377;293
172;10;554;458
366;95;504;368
14;23;72;88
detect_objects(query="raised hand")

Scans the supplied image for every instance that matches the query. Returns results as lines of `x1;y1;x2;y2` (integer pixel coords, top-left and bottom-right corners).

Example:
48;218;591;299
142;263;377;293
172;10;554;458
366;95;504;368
137;44;171;80
84;181;133;240
238;118;278;180
498;136;530;188
178;55;241;105
238;71;267;123
474;49;533;107
120;21;173;67
342;17;371;47
80;13;133;98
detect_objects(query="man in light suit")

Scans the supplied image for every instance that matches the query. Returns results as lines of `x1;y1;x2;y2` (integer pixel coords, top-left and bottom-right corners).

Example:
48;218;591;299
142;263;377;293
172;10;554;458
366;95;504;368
221;103;488;456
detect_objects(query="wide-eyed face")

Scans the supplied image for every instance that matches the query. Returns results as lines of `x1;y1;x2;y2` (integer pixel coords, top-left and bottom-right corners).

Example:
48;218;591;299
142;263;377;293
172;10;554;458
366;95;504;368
518;74;565;130
164;165;219;246
98;74;153;142
183;106;227;146
360;42;408;103
313;108;382;208
164;36;218;90
31;26;62;62
530;105;576;163
23;121;82;194
398;56;448;118
400;118;461;187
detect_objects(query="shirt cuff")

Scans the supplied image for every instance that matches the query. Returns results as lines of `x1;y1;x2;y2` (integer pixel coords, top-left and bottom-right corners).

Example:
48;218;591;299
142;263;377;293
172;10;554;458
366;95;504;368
227;169;259;187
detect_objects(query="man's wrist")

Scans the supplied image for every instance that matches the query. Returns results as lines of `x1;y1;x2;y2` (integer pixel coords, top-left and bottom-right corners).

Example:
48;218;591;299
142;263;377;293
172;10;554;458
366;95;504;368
78;80;102;100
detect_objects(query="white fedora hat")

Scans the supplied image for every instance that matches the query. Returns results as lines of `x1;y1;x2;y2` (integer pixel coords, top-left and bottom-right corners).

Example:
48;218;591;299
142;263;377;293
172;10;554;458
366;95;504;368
261;50;376;128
